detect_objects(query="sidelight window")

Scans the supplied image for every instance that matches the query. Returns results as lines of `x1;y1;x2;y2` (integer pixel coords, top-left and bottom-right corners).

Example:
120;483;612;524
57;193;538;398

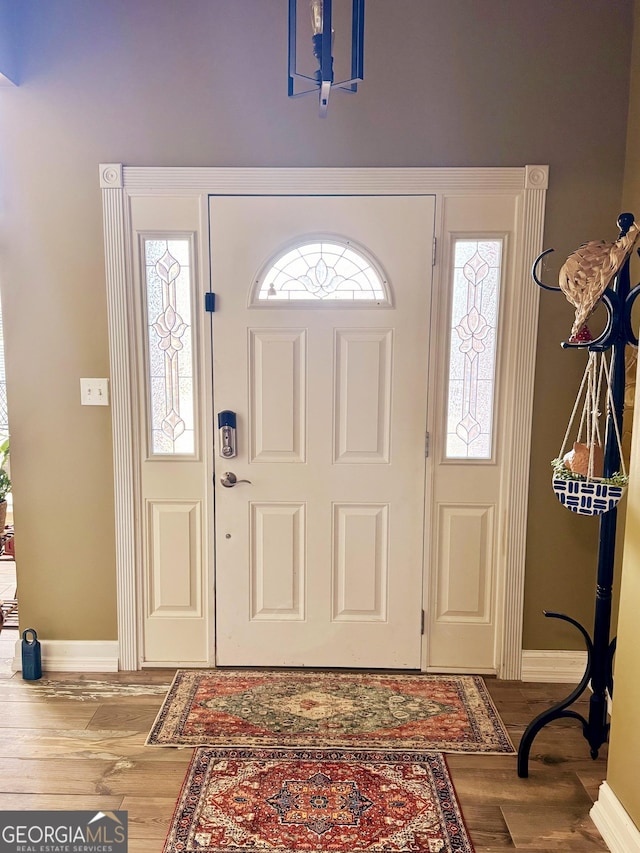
144;237;195;455
445;238;502;459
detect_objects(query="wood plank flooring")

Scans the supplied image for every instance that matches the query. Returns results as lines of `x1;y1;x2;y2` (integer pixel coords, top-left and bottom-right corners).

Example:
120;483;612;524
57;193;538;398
0;650;609;851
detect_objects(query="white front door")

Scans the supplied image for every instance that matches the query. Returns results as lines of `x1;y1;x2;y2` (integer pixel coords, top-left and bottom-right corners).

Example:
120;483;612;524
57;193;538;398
210;195;435;668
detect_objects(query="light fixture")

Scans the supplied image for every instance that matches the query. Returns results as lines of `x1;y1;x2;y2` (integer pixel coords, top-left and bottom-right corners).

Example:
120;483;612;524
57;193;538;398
288;0;365;118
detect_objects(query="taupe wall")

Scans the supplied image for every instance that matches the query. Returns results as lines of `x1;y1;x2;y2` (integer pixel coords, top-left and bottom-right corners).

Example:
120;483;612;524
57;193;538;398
605;0;640;830
607;416;640;825
0;0;633;648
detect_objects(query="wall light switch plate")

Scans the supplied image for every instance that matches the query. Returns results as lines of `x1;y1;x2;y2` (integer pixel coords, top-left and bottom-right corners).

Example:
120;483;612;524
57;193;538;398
80;378;110;406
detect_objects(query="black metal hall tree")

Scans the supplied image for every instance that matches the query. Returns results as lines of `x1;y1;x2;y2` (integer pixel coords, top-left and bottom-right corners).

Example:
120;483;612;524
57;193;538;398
517;212;640;778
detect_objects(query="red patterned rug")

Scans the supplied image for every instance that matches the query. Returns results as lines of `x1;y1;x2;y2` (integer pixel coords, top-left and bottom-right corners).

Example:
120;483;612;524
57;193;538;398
163;748;474;853
147;670;513;754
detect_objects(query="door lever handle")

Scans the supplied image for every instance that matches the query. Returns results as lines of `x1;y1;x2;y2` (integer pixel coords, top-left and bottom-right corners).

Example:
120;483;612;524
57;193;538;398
220;472;252;488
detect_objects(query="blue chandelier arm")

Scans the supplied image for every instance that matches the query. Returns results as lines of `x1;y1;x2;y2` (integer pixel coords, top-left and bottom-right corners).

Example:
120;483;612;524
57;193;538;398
289;75;363;95
531;248;561;291
350;0;365;91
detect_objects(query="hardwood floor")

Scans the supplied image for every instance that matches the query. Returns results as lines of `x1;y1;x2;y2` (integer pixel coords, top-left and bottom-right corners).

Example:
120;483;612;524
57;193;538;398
0;646;609;853
449;679;608;852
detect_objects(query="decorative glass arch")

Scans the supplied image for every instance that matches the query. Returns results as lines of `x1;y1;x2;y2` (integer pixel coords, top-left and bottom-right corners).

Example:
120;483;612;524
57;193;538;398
252;238;391;305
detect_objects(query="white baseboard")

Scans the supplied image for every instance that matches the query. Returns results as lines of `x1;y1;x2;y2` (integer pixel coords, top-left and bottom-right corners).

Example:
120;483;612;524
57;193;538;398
425;666;496;675
12;639;119;673
521;649;588;682
4;643;594;680
591;782;640;853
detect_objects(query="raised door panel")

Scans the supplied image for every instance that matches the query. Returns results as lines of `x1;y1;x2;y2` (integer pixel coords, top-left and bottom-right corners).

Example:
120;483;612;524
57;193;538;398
143;498;208;663
429;502;496;669
249;329;306;463
147;500;202;617
250;502;306;620
334;330;392;463
435;504;493;623
332;503;389;621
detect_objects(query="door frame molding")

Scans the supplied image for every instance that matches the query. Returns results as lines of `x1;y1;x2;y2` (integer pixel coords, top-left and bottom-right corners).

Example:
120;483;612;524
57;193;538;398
100;164;548;675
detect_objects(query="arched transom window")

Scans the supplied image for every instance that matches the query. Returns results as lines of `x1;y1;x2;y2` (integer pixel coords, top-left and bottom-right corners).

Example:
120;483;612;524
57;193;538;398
252;238;391;305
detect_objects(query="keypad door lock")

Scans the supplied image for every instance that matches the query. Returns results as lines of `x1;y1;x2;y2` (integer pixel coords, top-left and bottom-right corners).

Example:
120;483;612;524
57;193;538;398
217;410;237;459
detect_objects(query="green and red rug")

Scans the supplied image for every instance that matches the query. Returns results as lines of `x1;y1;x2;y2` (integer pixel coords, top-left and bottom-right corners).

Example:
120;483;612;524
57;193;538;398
147;669;514;754
156;671;514;851
163;748;474;853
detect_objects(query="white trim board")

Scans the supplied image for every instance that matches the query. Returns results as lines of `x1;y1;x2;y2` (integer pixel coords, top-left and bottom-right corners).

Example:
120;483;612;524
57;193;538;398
12;640;119;673
100;164;548;674
521;649;588;683
591;782;640;853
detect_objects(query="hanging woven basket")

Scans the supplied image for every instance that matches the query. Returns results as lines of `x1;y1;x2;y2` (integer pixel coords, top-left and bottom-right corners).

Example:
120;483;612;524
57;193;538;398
552;351;628;517
552;477;625;516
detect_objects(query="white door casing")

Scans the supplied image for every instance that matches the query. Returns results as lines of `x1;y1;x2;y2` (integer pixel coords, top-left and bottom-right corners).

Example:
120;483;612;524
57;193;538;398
211;195;434;668
100;165;548;675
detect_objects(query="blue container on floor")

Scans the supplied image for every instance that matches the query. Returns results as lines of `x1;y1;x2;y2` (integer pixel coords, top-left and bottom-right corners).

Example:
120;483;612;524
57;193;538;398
21;628;42;680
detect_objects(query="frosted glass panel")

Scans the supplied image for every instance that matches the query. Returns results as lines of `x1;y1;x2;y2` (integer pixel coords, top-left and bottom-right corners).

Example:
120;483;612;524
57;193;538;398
446;239;502;459
254;240;390;304
145;238;195;455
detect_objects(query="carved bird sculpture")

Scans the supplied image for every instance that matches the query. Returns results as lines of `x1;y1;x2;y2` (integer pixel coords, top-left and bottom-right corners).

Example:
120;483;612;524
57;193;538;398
558;222;640;340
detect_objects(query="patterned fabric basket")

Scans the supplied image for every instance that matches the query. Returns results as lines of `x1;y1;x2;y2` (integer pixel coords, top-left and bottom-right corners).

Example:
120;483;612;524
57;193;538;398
552;477;625;516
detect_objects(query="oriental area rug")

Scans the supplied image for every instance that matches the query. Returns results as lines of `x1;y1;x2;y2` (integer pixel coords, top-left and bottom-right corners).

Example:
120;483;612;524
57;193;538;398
147;669;514;754
162;748;475;853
